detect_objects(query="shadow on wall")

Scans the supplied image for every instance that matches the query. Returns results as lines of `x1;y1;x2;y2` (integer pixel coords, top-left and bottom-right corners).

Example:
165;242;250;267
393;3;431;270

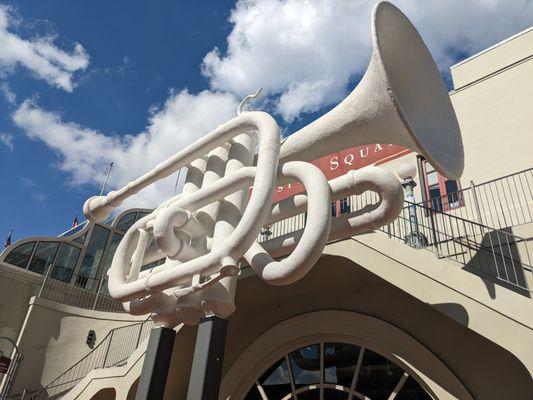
463;228;529;299
223;254;533;399
432;303;469;326
9;306;62;396
90;387;116;400
126;379;138;400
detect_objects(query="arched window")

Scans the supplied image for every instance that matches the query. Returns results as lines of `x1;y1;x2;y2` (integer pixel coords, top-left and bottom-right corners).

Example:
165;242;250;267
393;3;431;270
245;342;432;400
4;242;36;269
116;212;138;232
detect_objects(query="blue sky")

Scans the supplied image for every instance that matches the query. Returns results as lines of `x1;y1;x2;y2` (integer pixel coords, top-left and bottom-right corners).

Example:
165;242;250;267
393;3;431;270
1;0;532;241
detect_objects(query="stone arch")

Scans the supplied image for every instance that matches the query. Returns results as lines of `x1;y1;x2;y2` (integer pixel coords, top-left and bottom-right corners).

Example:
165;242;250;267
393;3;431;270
221;310;473;400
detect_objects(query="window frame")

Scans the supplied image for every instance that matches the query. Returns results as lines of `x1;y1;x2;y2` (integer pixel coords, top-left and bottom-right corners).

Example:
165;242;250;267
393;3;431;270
418;156;464;212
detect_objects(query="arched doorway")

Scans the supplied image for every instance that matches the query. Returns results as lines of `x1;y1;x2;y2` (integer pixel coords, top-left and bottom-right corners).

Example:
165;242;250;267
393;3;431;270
244;341;431;399
221;311;473;400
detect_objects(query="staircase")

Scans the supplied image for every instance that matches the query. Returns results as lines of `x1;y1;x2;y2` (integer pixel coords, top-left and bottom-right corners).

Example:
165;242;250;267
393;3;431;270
381;200;532;296
18;319;154;400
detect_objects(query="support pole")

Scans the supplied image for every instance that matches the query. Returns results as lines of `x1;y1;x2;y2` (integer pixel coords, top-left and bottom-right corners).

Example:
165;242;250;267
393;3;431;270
186;316;228;400
135;327;176;400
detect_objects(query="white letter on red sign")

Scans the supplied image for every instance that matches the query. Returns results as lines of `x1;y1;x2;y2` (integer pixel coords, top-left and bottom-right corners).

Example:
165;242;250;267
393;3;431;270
330;156;339;170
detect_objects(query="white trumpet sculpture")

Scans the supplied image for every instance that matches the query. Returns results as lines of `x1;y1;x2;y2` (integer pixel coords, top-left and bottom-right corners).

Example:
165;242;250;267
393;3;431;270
83;2;463;327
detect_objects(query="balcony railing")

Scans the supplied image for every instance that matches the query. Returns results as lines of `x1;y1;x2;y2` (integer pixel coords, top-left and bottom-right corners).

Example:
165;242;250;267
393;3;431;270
37;269;124;313
259;173;533;295
384;201;532;294
419;167;533;230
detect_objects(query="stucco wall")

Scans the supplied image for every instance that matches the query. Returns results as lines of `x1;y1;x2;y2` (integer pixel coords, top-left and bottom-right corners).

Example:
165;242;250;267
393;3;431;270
450;30;533;185
212;240;533;400
9;297;146;395
0;264;42;343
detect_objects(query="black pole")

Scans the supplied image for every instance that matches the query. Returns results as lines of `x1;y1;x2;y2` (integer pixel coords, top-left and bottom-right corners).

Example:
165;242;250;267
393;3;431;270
186;316;228;400
135;326;176;400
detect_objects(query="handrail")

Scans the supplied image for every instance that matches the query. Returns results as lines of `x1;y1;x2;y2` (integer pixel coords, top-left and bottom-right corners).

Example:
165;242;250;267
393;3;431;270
259;192;532;295
416;167;533;229
38;272;124;313
381;200;532;293
25;317;154;400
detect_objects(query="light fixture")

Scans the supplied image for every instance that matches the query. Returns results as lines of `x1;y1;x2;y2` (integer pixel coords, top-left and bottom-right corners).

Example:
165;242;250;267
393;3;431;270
398;162;417;180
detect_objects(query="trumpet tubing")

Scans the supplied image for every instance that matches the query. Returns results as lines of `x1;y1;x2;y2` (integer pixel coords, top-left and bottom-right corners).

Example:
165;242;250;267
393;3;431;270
82;1;464;326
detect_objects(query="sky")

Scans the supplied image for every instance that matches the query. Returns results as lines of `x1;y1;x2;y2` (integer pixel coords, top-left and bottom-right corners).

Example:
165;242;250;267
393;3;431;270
1;0;532;241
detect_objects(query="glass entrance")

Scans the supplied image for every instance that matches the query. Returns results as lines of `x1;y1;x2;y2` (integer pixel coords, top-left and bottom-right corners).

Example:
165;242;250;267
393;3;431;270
244;342;432;400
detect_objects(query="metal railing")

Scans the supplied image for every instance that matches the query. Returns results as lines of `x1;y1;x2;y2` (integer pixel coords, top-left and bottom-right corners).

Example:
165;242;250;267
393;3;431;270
0;337;23;400
259;182;532;295
38;269;124;313
382;201;532;294
419;167;533;230
20;318;154;400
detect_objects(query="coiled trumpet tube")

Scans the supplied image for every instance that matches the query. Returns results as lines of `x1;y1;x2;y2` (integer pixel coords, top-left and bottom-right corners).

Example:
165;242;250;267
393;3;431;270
82;1;465;326
107;111;279;302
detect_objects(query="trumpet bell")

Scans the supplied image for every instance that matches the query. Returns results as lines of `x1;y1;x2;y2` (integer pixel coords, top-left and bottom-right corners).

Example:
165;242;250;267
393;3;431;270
280;1;464;180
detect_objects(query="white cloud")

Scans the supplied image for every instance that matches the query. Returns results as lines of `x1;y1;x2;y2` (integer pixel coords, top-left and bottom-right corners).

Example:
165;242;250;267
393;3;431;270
32;192;48;203
0;4;89;92
12;90;238;209
11;0;533;211
0;81;15;103
0;132;13;150
203;0;533;121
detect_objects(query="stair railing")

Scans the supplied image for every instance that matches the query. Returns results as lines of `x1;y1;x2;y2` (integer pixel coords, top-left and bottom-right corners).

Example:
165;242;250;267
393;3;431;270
23;318;153;400
382;200;532;294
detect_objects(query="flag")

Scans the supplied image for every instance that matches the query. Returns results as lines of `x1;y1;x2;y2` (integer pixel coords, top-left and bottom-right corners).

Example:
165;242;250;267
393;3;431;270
72;215;79;228
3;229;12;249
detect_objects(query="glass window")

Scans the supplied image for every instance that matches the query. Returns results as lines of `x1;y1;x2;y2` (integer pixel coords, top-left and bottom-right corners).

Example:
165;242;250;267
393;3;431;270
445;179;461;208
102;232;123;278
356;349;404;400
4;242;36;268
246;342;431;400
421;160;462;212
73;233;87;244
51;244;81;282
28;242;59;275
340;198;351;214
243;385;262;400
258;357;292;398
289;344;321;387
135;211;150;222
324;342;360;386
116;212;137;232
396;376;432;400
426;170;438;186
78;225;110;285
428;185;443;211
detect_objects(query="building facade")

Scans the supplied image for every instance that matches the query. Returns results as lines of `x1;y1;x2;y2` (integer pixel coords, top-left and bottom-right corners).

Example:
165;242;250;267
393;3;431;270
0;27;532;400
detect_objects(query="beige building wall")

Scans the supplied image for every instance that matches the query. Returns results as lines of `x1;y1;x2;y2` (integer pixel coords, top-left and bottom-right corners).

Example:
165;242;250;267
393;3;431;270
1;23;533;400
449;27;533;185
220;235;532;400
0;265;41;343
8;297;146;395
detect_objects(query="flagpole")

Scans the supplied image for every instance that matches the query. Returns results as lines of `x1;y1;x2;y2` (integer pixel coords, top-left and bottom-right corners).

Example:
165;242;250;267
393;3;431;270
100;161;114;196
3;227;13;249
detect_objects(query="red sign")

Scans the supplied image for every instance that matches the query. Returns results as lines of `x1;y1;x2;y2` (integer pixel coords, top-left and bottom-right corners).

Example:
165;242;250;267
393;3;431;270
0;355;11;374
272;144;410;202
